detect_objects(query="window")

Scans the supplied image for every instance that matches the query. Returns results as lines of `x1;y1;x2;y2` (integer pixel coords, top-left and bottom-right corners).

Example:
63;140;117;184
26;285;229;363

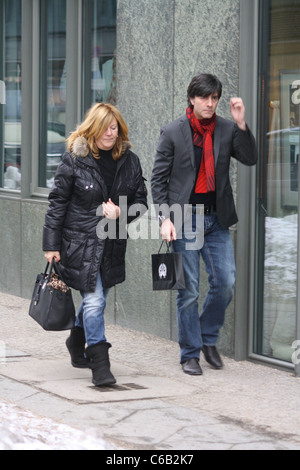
39;0;66;188
254;0;300;363
0;0;117;192
37;0;116;189
0;0;22;191
82;0;117;112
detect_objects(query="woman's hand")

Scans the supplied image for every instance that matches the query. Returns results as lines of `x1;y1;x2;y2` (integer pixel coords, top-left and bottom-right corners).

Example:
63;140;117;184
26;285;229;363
45;251;61;263
102;198;121;220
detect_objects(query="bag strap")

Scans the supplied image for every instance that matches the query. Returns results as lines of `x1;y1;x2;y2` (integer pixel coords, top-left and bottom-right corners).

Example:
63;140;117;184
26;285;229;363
43;262;50;278
33;263;50;305
158;240;171;254
50;259;66;283
33;260;66;306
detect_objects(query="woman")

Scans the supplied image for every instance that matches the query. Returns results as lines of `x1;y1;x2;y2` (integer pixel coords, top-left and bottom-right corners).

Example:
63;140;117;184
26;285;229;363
43;103;148;386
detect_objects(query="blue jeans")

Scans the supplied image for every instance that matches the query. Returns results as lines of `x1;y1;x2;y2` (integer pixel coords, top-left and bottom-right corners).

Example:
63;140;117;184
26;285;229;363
172;212;236;363
75;271;109;346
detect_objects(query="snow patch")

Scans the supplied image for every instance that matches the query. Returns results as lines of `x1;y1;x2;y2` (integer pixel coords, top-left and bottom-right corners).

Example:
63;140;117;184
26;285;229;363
0;402;118;450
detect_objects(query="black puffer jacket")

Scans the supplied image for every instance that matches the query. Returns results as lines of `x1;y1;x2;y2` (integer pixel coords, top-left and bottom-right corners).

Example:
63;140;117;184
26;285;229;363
43;138;148;292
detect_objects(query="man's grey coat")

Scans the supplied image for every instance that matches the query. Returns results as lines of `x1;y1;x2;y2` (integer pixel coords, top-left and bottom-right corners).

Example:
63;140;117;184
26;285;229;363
151;114;258;230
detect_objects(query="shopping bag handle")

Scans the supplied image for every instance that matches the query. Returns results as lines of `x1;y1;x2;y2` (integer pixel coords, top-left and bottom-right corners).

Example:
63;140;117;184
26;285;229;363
158;240;171;254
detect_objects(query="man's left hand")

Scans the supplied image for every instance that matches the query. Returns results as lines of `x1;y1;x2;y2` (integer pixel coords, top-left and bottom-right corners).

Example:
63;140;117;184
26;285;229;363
230;97;247;131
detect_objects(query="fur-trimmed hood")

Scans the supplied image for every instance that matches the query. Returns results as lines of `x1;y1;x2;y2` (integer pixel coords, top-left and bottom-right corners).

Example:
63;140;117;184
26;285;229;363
71;136;131;158
72;136;90;157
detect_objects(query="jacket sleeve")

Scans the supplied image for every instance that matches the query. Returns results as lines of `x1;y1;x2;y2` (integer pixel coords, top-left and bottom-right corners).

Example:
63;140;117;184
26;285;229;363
124;155;148;225
232;124;258;166
42;153;75;251
151;126;175;220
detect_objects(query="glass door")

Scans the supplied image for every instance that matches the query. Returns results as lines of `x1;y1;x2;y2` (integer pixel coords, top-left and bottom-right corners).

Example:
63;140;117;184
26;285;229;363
254;0;300;365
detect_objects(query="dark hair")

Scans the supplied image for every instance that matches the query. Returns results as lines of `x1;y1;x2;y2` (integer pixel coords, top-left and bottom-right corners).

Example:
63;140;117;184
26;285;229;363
187;74;223;106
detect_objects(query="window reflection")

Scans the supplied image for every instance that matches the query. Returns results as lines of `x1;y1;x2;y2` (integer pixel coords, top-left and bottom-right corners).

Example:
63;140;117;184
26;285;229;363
39;0;66;188
91;0;116;104
3;0;22;190
83;0;116;110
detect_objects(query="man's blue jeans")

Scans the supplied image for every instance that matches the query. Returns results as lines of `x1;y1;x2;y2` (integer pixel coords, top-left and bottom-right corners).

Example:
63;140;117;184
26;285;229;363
75;271;109;346
172;212;236;364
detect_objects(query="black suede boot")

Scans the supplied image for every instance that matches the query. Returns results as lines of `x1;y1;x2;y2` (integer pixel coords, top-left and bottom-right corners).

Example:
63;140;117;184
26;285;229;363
85;342;116;386
66;327;89;369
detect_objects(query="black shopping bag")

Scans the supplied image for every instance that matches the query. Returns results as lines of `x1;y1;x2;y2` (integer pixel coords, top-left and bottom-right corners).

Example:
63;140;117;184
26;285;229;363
29;259;75;331
152;242;186;291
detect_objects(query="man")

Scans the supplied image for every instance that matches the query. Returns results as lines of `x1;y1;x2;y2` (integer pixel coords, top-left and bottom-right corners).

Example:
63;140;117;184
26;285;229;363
151;74;257;375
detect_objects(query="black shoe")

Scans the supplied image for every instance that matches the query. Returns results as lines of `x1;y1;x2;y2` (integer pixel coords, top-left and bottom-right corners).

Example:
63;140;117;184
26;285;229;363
202;345;223;369
182;358;203;376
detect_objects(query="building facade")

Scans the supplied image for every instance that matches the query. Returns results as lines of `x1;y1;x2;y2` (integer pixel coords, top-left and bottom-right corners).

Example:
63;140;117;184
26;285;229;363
1;0;300;373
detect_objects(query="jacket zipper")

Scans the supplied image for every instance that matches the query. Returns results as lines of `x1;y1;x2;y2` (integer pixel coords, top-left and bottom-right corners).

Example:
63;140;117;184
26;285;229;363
109;151;128;199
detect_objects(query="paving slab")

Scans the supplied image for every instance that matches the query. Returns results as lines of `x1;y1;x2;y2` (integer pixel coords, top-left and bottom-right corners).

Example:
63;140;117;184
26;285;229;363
1;292;300;450
0;358;198;404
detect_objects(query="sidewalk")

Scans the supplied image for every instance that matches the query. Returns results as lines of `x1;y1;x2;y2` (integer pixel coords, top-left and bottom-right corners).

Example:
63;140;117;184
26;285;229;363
0;292;300;450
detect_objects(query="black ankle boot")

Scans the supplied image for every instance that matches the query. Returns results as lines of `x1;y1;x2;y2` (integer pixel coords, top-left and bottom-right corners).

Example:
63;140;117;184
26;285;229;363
66;327;89;369
85;342;116;386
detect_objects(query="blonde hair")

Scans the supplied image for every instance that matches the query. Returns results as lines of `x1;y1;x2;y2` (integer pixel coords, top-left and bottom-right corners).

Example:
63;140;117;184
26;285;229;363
67;103;131;160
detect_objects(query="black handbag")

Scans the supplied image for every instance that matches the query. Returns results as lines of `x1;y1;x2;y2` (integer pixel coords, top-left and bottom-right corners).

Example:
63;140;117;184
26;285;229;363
152;241;186;291
29;259;75;331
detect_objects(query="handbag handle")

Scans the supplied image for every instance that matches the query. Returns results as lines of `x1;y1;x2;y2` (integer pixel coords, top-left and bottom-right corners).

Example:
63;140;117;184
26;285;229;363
33;259;65;306
33;263;50;306
45;259;65;281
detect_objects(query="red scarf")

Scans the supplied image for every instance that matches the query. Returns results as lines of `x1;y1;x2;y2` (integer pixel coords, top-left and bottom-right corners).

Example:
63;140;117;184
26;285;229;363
186;106;216;193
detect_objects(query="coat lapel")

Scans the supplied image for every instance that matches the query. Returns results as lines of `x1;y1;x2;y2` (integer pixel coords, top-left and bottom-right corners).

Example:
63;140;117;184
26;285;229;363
179;116;196;168
213;117;222;168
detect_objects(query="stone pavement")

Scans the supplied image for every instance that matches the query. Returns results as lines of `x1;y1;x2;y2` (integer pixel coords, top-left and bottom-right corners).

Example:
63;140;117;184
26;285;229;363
0;292;300;451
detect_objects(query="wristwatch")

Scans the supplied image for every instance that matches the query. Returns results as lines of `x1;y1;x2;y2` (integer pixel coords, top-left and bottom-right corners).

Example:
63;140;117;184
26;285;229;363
158;215;166;226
